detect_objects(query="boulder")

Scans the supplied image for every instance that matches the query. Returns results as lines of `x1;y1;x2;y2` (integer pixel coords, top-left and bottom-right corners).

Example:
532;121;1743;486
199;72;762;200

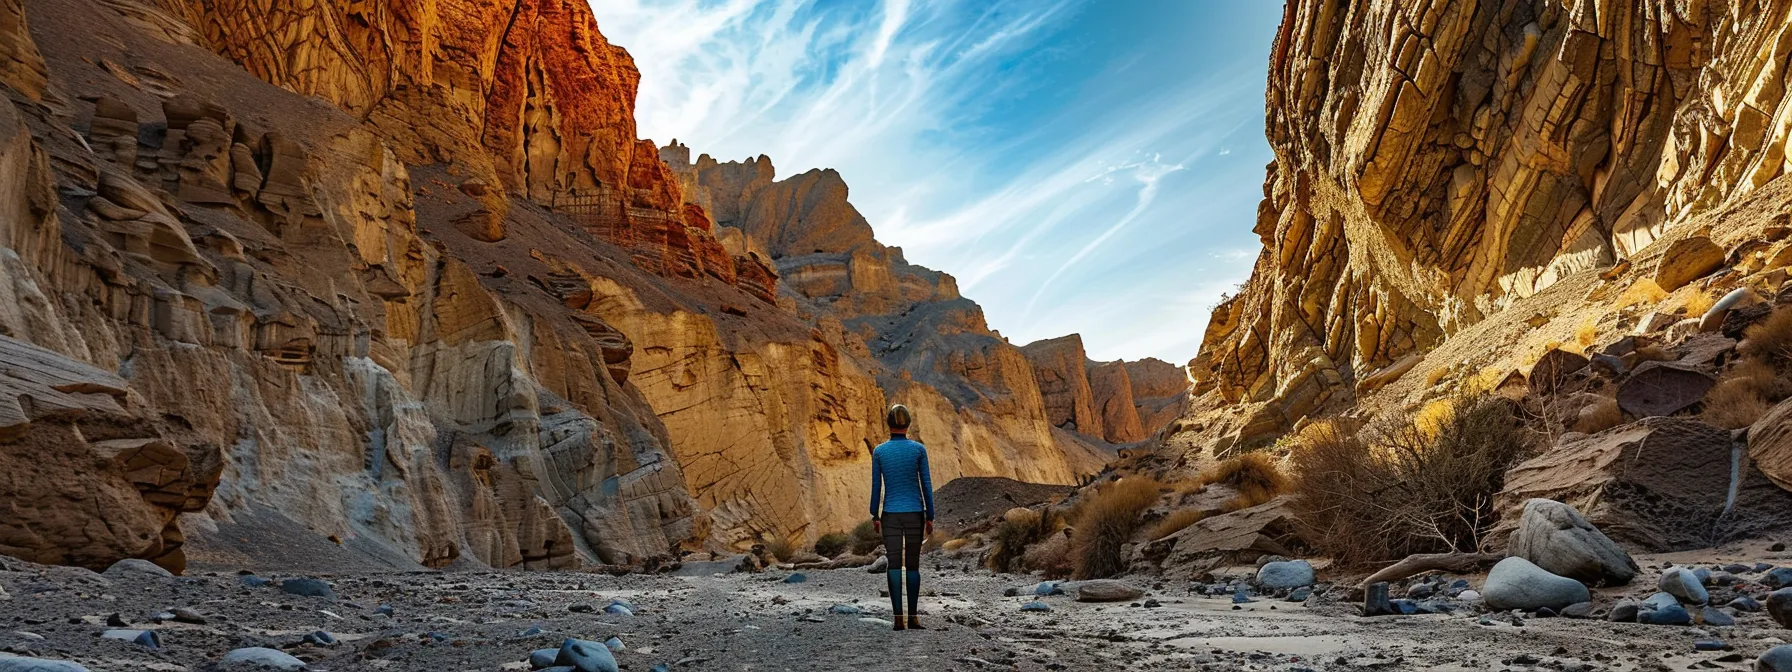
1506;499;1637;585
1769;588;1792;628
1482;557;1590;611
557;638;619;672
1135;498;1301;574
1493;418;1792;552
278;578;335;598
1074;580;1144;603
1654;236;1725;291
1255;560;1316;589
1762;645;1792;672
1659;568;1709;604
1617;362;1714;418
218;648;306;670
1749;398;1792;492
1528;349;1590;396
102;559;173;581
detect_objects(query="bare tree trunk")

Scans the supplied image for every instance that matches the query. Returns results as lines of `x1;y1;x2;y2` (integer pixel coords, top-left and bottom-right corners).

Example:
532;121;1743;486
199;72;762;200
1355;552;1504;590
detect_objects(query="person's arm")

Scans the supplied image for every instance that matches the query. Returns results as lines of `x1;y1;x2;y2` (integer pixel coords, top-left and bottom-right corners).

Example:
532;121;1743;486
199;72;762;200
918;446;935;529
869;451;884;529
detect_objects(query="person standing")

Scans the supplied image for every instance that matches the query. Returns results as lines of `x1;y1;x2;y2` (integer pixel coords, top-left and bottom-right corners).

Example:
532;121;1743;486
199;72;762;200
868;404;934;631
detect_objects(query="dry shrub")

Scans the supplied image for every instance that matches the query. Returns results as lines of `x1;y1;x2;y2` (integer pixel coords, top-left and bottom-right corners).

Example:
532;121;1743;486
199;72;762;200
1617;278;1668;309
1741;307;1792;365
1069;477;1163;579
1425;367;1450;387
763;536;795;563
942;538;970;553
1572;396;1623;434
1574;320;1599;349
813;532;850;559
849;520;881;555
1703;359;1792;429
1198;452;1288;511
1020;531;1073;579
1680;289;1717;317
1148;508;1209;540
987;508;1063;573
1288;394;1533;565
1632;345;1676;363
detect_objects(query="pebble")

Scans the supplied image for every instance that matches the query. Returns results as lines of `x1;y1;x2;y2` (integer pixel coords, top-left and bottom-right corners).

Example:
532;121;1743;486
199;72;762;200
1639;604;1692;626
100;559;172;581
1766;568;1792;588
1231;586;1253;604
1255;560;1316;589
1021;600;1051;612
101;629;160;649
172;607;206;624
303;630;337;646
1701;606;1736;627
278;578;335;599
1608;600;1640;623
1407;583;1434;599
557;638;620;672
782;573;807;584
1456;590;1480;601
1561;602;1595;619
1768;588;1792;628
239;576;271;588
530;648;560;668
604;636;624;652
1694;640;1728;651
603;603;633;617
218;647;307;671
372;604;394;616
829;604;862;615
1730;596;1763;612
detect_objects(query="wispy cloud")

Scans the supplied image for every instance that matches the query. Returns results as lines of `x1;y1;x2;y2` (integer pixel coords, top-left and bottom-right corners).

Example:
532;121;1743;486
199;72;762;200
590;0;1284;362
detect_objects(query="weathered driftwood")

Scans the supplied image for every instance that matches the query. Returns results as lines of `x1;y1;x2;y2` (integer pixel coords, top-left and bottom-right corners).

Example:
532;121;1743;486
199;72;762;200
1355;552;1504;590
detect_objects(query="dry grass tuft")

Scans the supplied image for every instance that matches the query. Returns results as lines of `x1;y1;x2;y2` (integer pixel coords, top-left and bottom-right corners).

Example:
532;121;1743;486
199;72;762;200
849;520;881;555
1572;396;1623;434
1425;367;1450;387
1703;359;1791;429
987;508;1063;573
1288;394;1533;565
1617;278;1668;310
813;531;850;558
1632;345;1676;363
941;537;970;553
1069;477;1163;579
1680;289;1717;317
1575;320;1599;349
1198;452;1288;511
1741;307;1792;365
763;536;795;563
1148;508;1209;541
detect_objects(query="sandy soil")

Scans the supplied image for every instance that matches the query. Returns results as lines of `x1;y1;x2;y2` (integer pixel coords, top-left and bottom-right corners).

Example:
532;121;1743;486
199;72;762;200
3;544;1791;672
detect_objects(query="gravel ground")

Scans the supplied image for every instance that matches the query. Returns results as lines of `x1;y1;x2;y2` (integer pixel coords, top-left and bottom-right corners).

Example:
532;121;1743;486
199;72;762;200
2;549;1789;671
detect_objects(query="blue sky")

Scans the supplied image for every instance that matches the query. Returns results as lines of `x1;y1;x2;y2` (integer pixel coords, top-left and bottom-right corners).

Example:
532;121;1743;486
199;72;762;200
589;0;1286;364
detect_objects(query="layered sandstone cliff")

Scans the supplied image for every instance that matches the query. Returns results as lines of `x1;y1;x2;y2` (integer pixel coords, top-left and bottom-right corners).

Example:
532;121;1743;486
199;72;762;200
0;0;1185;572
1188;0;1792;450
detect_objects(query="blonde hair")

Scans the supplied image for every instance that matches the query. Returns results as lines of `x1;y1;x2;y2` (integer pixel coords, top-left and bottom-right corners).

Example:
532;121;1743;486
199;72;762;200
886;404;912;431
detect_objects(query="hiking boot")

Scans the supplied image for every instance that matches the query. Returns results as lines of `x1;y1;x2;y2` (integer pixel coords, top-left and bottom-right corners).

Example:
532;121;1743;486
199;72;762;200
892;615;906;631
907;615;925;630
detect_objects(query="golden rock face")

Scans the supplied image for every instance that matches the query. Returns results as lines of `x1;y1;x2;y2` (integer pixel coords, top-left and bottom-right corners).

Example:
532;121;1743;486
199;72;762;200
1195;0;1792;448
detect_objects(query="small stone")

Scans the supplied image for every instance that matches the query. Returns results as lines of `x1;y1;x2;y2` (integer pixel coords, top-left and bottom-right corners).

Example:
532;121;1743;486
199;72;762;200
1609;600;1640;622
603;603;633;617
1694;640;1728;651
1772;542;1787;552
1456;589;1481;601
1076;580;1144;603
1020;600;1051;612
1230;586;1253;604
302;631;337;646
105;614;127;627
0;657;91;671
1729;596;1763;612
1767;568;1792;588
556;638;620;672
1534;606;1557;618
1701;606;1736;626
1660;567;1709;604
1407;583;1434;599
172;608;205;624
603;636;624;652
782;573;807;584
1286;587;1312;602
1561;602;1595;618
829;604;862;615
1639;604;1692;626
568;603;595;613
218;647;307;670
239;576;270;588
278;578;335;599
529;648;560;669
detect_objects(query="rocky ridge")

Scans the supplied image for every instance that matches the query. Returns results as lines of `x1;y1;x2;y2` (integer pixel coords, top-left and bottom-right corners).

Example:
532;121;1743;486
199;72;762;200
0;0;1185;575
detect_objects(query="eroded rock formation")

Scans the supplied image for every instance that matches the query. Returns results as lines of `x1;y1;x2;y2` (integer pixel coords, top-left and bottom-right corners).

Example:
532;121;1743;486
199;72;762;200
1190;0;1792;450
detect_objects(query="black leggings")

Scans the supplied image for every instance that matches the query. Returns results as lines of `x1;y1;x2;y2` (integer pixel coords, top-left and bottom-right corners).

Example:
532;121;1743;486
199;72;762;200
882;512;925;616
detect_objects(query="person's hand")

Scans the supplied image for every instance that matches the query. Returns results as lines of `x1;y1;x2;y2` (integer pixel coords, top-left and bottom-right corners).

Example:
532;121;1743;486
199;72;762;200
924;521;934;537
873;519;881;535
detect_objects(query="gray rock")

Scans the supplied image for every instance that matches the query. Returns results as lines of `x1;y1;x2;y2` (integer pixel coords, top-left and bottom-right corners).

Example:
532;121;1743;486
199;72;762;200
0;657;92;672
556;638;619;672
1608;600;1639;622
1761;645;1792;672
1483;557;1591;611
1694;640;1727;651
171;607;205;624
218;647;307;670
1766;567;1792;588
782;573;807;584
101;559;172;581
1362;581;1392;616
602;637;624;652
1255;560;1316;589
1561;602;1595;618
277;578;335;599
1730;596;1763;612
1769;588;1792;628
1701;606;1736;626
865;556;888;573
828;604;862;615
529;649;559;669
1639;604;1692;625
1506;499;1638;585
1020;600;1051;612
1643;592;1680;610
1075;580;1144;603
1660;568;1709;604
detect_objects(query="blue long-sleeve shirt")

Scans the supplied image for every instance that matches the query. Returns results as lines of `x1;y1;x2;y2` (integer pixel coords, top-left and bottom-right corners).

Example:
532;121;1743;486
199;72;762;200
869;436;934;520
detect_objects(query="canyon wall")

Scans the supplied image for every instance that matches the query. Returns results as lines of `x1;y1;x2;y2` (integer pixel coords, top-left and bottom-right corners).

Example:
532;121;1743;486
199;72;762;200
1190;0;1792;449
0;0;1185;571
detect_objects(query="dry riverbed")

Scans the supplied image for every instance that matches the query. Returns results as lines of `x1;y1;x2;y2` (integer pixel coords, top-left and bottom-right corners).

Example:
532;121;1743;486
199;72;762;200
1;549;1789;671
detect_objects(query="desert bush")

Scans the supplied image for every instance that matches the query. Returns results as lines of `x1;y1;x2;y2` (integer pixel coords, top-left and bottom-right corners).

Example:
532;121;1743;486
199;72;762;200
1198;451;1288;511
813;532;850;558
1616;278;1668;310
1742;307;1792;366
850;520;881;555
1703;359;1791;429
1147;508;1209;540
1069;477;1163;579
1572;396;1623;434
987;508;1062;573
1021;531;1073;579
1288;394;1532;565
763;536;795;563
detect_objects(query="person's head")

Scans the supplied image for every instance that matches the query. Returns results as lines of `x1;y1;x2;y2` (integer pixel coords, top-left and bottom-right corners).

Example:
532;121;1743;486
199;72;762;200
886;404;912;434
